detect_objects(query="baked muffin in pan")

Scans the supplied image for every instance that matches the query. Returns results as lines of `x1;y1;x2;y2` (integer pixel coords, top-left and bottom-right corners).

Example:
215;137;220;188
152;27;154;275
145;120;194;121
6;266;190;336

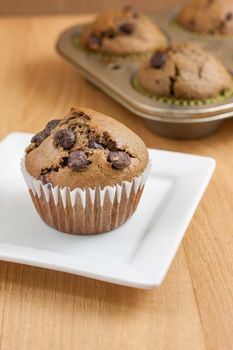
133;43;233;105
78;5;167;59
177;0;233;36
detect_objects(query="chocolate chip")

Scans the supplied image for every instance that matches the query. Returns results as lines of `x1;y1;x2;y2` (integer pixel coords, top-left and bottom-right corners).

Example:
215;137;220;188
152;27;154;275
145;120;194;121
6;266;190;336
225;12;233;21
46;119;60;132
68;151;90;171
54;129;76;150
122;5;139;18
88;140;104;149
150;51;167;69
107;151;131;169
31;129;49;146
87;34;102;49
31;119;60;146
119;22;134;35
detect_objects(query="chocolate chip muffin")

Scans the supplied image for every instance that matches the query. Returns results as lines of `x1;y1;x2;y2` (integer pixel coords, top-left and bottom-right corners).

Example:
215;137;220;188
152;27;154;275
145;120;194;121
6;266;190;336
22;108;150;235
177;0;233;35
134;43;233;102
79;5;166;56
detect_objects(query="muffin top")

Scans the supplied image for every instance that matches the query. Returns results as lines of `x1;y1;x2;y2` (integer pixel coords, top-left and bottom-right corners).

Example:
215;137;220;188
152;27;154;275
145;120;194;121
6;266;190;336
177;0;233;35
79;5;166;54
137;43;232;100
25;108;149;189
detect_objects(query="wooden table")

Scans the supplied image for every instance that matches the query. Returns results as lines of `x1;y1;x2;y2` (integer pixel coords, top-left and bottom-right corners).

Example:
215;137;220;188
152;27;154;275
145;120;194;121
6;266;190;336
0;0;184;15
0;15;232;350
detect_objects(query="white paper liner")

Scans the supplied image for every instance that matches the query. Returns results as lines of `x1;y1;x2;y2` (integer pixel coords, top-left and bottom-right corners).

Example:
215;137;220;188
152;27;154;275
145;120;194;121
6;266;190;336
20;158;151;209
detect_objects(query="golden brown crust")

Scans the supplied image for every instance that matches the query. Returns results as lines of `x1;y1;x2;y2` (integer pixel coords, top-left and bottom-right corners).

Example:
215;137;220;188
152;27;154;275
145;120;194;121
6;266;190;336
25;108;149;189
137;43;232;100
79;7;166;54
177;0;233;35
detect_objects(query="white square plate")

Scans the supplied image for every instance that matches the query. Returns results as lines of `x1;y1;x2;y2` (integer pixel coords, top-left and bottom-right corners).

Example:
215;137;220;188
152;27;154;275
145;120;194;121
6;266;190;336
0;133;215;289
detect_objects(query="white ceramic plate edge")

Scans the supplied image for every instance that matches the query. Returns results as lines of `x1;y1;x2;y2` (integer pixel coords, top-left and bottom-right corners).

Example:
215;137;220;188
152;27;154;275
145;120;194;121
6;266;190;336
0;133;216;289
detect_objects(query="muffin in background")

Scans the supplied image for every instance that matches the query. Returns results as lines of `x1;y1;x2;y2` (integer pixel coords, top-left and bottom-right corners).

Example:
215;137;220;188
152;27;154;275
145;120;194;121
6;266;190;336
22;108;150;235
78;5;166;57
177;0;233;36
133;43;233;104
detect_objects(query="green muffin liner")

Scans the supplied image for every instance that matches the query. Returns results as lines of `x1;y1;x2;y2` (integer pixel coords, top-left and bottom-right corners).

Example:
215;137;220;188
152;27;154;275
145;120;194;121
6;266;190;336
172;19;233;40
72;36;166;62
131;75;233;106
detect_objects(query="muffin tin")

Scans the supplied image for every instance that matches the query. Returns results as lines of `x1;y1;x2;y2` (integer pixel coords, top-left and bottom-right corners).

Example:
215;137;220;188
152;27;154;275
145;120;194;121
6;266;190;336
56;9;233;139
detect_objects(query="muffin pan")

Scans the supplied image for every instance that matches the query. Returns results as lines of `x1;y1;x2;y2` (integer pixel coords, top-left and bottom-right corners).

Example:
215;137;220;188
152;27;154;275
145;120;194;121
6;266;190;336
56;9;233;139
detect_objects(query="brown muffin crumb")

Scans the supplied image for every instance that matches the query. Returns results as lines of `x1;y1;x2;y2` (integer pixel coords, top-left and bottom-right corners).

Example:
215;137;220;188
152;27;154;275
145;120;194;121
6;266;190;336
79;6;166;55
25;108;148;189
137;43;232;100
177;0;233;35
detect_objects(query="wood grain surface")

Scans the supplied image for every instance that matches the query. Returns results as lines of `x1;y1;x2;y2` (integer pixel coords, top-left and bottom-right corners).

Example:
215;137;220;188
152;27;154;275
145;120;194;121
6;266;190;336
0;15;232;350
0;0;185;15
